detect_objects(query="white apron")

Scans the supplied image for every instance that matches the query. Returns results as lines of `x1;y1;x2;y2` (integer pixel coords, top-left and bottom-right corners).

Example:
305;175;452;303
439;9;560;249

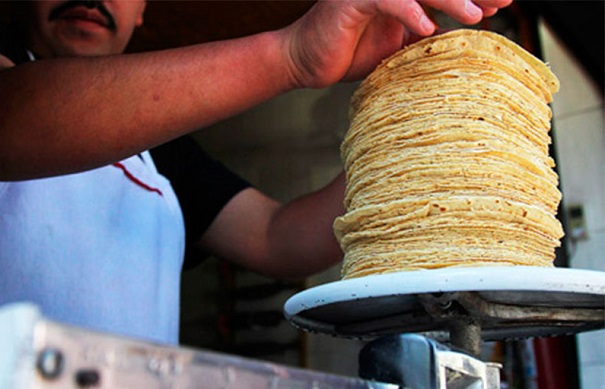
0;152;185;344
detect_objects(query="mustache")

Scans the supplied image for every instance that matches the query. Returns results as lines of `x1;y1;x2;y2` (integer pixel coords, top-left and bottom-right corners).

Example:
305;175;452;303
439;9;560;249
49;1;117;31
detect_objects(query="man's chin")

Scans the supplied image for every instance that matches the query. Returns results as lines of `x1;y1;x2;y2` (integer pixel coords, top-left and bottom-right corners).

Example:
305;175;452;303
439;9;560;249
53;38;115;57
49;46;111;58
50;26;117;56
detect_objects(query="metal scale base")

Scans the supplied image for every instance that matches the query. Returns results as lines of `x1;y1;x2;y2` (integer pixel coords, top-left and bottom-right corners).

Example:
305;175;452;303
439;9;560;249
284;266;605;388
0;303;396;389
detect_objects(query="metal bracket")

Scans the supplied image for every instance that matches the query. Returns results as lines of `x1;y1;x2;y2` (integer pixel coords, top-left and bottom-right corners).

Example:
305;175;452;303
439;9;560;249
416;291;604;356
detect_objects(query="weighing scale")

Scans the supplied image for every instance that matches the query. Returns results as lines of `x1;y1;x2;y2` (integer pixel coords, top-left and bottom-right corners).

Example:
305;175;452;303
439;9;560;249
0;267;602;388
284;266;605;388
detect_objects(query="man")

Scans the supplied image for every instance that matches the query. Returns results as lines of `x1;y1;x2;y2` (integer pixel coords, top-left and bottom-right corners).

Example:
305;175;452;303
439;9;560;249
0;0;511;344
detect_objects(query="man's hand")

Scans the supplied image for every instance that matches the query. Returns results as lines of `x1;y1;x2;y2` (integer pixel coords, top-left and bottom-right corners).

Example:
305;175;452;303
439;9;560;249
282;0;513;88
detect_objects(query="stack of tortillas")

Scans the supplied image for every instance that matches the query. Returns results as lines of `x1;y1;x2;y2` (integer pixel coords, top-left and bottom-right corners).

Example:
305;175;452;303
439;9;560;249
335;29;563;279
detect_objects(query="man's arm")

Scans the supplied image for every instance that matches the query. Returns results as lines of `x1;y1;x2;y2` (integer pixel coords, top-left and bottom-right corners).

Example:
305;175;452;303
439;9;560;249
0;0;510;180
0;0;511;181
0;32;293;180
198;173;345;281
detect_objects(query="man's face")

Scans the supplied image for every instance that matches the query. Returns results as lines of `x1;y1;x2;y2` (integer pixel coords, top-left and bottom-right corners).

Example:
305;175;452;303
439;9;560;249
25;0;146;58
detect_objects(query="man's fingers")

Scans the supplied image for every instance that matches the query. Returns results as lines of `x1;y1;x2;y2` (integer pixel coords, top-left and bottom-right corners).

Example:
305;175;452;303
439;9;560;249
474;0;513;17
419;0;511;25
372;0;436;36
419;0;481;25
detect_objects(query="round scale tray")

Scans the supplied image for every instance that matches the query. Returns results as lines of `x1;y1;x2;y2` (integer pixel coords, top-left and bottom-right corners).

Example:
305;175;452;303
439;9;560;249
284;267;605;340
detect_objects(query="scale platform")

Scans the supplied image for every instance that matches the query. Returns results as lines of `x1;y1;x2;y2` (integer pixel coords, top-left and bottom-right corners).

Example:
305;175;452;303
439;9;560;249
284;266;605;347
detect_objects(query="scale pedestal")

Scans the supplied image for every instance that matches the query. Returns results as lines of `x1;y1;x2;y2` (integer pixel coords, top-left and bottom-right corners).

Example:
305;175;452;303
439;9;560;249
359;333;503;389
284;266;605;388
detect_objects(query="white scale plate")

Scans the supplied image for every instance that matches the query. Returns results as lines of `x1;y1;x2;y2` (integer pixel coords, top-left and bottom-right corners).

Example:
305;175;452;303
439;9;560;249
284;267;605;340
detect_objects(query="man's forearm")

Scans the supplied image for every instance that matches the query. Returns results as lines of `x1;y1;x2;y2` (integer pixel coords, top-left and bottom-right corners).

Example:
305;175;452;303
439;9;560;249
266;172;346;280
0;30;294;180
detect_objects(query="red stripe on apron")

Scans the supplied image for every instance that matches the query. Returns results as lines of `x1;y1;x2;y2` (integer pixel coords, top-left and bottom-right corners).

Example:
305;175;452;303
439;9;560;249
112;162;163;196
